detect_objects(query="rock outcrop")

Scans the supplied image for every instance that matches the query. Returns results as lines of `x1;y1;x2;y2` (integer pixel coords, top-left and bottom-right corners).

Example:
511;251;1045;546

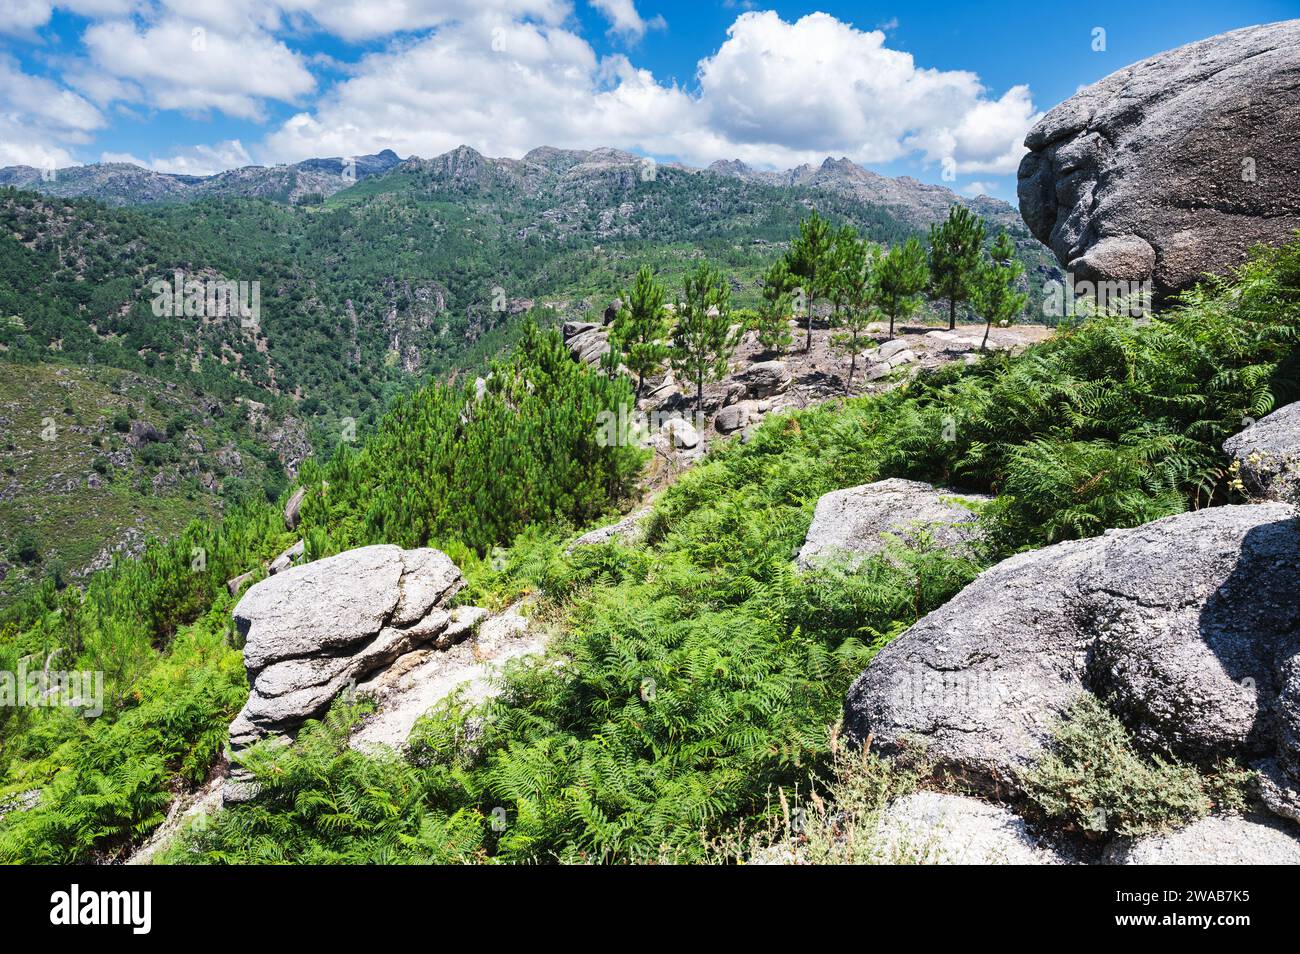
227;545;475;781
1017;20;1300;301
283;486;306;530
875;792;1072;865
567;507;652;551
1224;401;1300;504
844;504;1300;821
733;360;791;399
796;478;990;570
563;321;611;368
1103;814;1300;865
349;601;546;752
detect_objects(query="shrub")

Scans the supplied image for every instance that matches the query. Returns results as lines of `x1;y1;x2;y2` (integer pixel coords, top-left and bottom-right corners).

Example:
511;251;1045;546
1022;694;1252;839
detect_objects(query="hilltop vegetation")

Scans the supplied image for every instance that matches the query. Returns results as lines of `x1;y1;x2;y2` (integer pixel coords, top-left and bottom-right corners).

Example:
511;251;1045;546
1;150;1060;604
1;217;1294;862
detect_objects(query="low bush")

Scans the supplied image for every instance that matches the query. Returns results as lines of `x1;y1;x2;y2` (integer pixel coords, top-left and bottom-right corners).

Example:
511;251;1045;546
1022;694;1253;839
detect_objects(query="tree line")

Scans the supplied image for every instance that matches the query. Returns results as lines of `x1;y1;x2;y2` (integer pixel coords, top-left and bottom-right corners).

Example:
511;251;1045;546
605;204;1030;407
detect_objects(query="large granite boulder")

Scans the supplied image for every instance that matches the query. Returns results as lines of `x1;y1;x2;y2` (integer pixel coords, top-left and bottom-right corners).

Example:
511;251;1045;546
844;504;1300;821
875;792;1073;865
228;545;472;764
349;601;546;752
734;360;792;399
796;478;990;569
1017;21;1300;302
283;486;306;530
1224;401;1300;504
1103;813;1300;865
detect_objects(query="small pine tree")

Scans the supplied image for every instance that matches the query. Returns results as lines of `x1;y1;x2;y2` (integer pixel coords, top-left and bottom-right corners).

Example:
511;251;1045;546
754;260;794;355
828;235;879;393
876;236;930;339
928;204;986;331
825;224;861;330
974;230;1029;350
671;261;742;419
786;211;833;353
611;266;671;396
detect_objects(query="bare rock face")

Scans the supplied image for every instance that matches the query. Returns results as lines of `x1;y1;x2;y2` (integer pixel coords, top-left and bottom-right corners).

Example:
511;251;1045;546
795;478;990;570
875;792;1073;865
1103;813;1300;865
844;504;1300;822
1017;21;1300;301
226;545;470;793
349;601;546;752
283;486;306;530
567;507;652;551
734;360;792;399
1224;401;1300;504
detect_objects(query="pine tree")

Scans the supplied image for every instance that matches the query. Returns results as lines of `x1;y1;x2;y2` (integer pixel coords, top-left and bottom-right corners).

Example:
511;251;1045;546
754;260;794;355
786;211;833;353
928;204;986;331
974;230;1029;350
825;224;861;330
828;234;878;393
671;261;742;419
876;236;930;339
610;267;671;395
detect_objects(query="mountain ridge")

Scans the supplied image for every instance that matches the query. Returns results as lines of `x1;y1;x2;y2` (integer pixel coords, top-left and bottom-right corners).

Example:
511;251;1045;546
1;145;1018;229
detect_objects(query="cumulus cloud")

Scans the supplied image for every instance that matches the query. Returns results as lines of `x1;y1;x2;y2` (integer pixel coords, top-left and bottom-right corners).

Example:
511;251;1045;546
101;138;254;175
0;56;105;167
22;7;1037;185
260;18;695;163
288;0;570;42
696;12;1038;172
81;16;316;119
588;0;665;41
255;10;1038;179
1;0;55;35
2;0;139;34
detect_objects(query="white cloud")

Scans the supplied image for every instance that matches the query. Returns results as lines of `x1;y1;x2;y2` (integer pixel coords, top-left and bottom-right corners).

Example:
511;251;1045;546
18;7;1036;184
696;12;1038;173
81;16;316;119
260;18;695;162
0;55;104;167
288;0;570;42
101;139;253;175
255;10;1038;180
1;0;54;35
588;0;665;41
959;180;998;197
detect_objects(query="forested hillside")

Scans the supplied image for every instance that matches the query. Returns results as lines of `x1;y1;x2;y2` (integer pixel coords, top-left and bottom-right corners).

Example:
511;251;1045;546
0;149;1056;605
1;202;1294;861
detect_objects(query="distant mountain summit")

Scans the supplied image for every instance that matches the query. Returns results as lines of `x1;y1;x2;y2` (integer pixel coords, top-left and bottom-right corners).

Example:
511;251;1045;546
0;145;1015;229
0;149;403;206
705;155;1018;230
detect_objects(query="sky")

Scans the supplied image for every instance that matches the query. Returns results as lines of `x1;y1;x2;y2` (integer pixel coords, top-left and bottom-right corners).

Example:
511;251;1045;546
1;0;1295;199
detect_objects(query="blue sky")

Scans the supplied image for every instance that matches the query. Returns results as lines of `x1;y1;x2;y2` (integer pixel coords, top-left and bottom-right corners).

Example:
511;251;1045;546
2;1;1294;198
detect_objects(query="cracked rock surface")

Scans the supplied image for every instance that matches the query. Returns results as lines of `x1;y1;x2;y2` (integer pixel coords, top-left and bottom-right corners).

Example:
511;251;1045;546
227;545;469;776
1223;401;1300;504
1017;20;1300;301
844;504;1300;822
796;478;990;570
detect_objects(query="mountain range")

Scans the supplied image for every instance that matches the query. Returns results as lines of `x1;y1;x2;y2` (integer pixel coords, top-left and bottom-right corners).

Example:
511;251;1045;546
0;142;1054;604
0;146;1018;231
